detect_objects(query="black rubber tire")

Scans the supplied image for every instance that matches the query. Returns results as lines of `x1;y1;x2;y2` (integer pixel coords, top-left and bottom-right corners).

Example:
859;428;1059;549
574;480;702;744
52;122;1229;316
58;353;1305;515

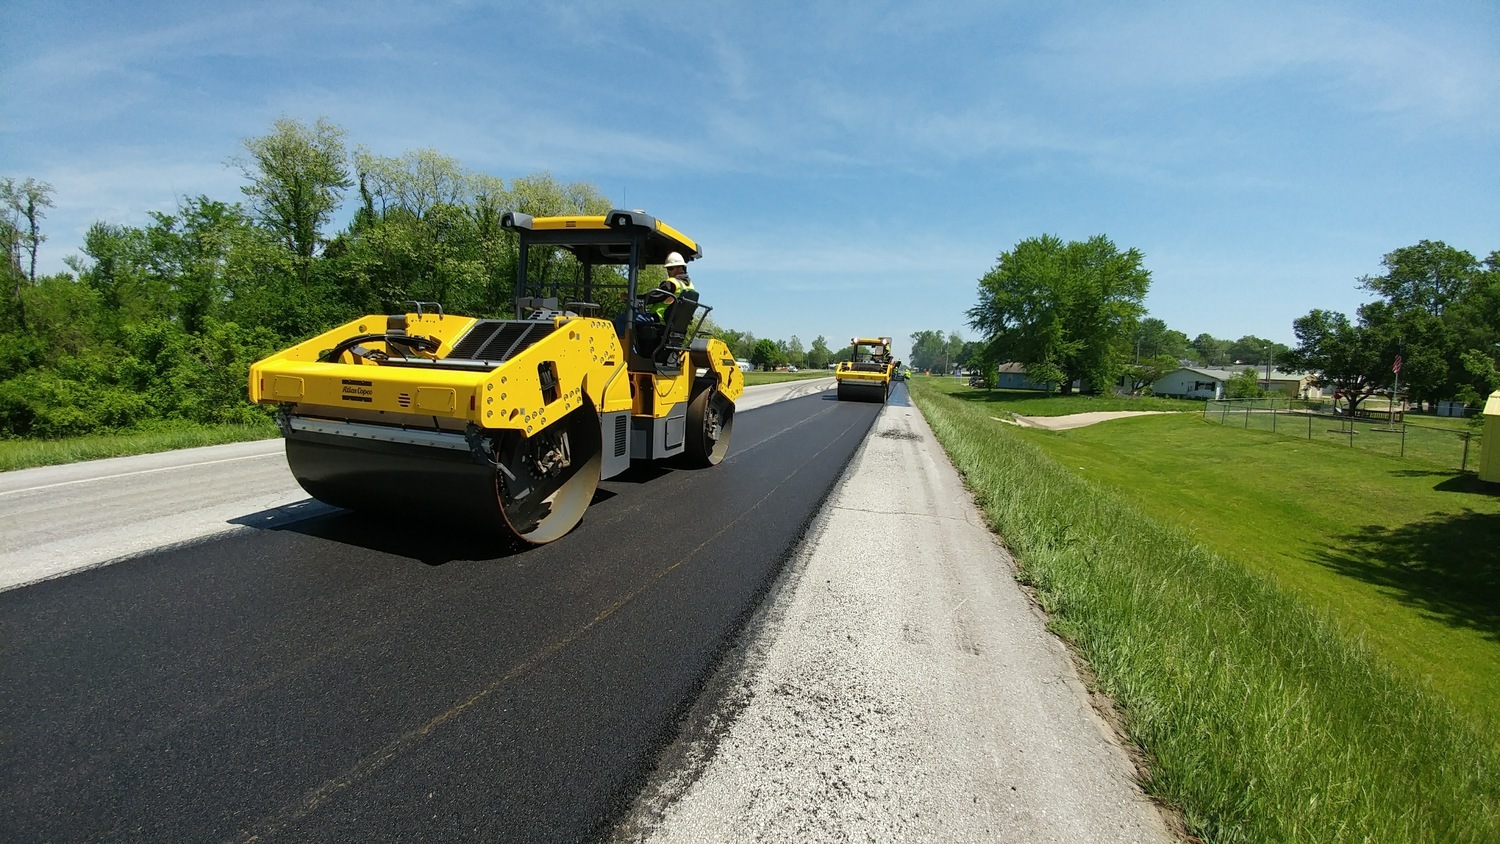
684;388;735;467
493;401;604;544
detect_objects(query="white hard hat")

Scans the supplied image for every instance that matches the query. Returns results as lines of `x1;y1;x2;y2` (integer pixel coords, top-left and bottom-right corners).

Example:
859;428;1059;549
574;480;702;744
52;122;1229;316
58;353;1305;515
664;252;687;268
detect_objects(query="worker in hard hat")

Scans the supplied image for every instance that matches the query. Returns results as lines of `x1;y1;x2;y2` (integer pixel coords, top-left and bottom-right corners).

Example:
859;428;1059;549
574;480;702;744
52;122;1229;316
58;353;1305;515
646;251;696;321
615;251;698;356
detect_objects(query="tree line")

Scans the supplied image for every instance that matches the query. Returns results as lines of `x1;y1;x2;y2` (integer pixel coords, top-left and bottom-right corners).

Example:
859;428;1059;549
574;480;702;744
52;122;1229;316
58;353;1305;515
0;117;809;439
963;234;1499;410
6;118;1494;439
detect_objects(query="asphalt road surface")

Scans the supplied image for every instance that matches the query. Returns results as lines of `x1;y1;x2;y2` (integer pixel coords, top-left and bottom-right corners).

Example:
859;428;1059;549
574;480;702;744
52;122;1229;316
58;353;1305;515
1;382;878;842
1;378;1173;842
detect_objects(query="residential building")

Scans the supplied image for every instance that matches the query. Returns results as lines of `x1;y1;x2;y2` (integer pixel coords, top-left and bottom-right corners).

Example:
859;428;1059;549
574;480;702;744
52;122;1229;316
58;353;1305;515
1151;366;1321;400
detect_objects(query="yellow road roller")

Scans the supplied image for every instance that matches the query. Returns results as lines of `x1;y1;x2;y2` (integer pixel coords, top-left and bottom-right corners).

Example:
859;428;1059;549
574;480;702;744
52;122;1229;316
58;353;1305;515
249;210;743;545
834;337;895;402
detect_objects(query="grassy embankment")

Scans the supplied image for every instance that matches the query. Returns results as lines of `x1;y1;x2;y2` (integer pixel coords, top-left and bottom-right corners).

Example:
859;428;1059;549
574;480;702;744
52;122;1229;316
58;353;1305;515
0;372;825;472
0;421;279;472
1205;398;1481;470
907;376;1499;843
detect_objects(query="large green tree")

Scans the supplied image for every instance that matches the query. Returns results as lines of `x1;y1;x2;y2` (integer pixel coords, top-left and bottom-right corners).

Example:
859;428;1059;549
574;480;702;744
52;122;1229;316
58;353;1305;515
713;328;756;360
332;156;613;319
908;330;948;373
750;338;782;371
1281;309;1388;415
807;335;832;369
1191;333;1231;367
1131;317;1192;363
1450;252;1500;404
968;234;1150;394
234;117;352;278
1355;240;1492;409
1;177;55;327
782;335;805;368
1228;335;1291;367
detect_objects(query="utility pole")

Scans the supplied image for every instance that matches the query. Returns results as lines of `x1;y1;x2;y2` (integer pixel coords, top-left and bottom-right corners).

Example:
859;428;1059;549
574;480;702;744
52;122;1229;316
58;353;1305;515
1391;355;1402;424
1390;337;1403;424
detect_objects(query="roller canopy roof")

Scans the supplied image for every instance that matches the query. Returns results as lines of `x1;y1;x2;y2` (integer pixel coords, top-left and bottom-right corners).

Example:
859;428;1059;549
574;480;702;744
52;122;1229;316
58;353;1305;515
499;209;702;266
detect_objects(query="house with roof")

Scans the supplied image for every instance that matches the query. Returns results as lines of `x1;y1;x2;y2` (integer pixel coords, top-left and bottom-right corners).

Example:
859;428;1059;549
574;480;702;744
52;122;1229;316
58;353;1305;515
993;362;1055;391
1152;366;1322;399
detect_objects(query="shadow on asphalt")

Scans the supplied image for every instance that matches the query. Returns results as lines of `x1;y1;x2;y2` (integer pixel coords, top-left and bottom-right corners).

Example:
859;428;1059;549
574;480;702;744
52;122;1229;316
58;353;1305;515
265;509;528;565
819;383;910;406
227;462;688;566
230;499;528;565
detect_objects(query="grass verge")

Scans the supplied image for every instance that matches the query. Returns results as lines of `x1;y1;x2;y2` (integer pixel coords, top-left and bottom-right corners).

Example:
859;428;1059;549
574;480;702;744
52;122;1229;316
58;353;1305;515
1201;402;1480;471
908;377;1499;843
0;421;279;472
923;376;1203;416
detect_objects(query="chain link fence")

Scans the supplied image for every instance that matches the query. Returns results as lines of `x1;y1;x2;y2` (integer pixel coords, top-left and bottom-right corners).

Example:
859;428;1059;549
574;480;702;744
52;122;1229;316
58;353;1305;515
1203;397;1481;472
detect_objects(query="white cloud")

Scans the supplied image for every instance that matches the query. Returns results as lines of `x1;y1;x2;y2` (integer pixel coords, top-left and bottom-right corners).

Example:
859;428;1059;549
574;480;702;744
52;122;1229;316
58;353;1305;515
1034;4;1500;128
26;154;240;274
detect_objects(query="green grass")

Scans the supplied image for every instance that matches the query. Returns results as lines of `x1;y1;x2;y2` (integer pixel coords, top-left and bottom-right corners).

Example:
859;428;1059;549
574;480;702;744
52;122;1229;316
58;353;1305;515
925;377;1203;416
0;421;279;472
1406;414;1485;432
909;377;1499;843
1203;403;1482;471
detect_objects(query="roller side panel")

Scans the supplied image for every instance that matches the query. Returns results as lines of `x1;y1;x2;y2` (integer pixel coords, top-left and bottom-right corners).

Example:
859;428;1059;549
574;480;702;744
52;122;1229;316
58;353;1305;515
689;337;745;403
630;406;689;461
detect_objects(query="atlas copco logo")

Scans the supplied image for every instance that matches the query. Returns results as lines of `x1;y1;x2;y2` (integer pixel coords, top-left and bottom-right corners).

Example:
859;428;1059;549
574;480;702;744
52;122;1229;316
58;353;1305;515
341;379;374;402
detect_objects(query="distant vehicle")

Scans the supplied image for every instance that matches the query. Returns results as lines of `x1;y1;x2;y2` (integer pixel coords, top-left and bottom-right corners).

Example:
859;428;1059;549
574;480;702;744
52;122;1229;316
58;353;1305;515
736;359;753;372
835;336;895;402
787;366;799;372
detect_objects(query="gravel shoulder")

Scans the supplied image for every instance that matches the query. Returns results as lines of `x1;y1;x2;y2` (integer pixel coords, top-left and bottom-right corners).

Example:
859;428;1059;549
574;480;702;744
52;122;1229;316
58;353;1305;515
616;399;1175;842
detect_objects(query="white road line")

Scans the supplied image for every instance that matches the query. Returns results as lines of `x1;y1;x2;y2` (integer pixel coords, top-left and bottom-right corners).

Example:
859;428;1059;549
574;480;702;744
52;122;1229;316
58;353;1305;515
0;452;283;497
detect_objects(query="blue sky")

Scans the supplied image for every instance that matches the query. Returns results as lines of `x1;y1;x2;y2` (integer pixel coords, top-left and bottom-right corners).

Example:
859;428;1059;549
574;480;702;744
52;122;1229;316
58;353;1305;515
3;1;1497;362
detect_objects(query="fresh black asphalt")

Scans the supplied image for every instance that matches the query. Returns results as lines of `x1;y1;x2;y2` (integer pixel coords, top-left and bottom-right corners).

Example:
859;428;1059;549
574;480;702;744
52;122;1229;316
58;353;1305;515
0;390;885;842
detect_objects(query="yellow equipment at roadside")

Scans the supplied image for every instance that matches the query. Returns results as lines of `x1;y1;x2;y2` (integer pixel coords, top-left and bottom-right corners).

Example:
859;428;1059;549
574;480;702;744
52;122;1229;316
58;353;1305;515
835;337;894;402
249;210;742;545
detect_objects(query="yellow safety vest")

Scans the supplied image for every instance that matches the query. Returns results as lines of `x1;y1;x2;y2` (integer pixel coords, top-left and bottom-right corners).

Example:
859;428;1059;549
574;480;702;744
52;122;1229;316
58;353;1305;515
648;275;695;321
